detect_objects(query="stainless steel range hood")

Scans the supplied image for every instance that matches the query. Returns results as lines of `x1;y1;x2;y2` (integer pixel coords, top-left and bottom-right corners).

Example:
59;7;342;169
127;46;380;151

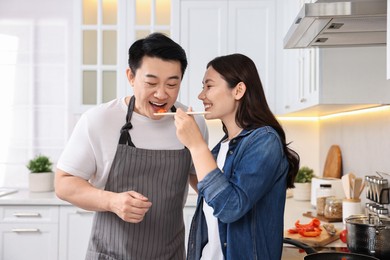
284;0;387;49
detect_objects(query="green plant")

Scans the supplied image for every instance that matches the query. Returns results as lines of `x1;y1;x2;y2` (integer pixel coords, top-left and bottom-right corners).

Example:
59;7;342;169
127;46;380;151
294;166;315;183
26;155;53;173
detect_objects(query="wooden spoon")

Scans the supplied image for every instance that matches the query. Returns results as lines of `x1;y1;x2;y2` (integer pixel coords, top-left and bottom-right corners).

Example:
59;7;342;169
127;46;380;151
342;174;351;199
353;177;363;199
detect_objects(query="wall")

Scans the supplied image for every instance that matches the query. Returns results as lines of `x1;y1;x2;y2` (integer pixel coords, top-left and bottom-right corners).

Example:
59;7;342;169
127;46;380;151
0;0;73;188
319;107;390;179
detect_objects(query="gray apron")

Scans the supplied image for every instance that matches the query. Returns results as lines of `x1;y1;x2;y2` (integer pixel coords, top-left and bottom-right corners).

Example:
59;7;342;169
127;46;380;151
86;96;192;260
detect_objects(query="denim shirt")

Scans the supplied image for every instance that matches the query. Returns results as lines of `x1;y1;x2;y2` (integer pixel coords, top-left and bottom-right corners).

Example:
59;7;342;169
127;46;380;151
187;126;289;260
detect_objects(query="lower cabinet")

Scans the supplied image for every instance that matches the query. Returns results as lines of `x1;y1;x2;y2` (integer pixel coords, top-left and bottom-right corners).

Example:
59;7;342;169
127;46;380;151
0;205;93;260
58;206;94;260
0;204;196;260
0;206;60;260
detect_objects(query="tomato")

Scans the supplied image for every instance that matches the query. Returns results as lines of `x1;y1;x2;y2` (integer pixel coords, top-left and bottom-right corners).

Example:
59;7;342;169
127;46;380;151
340;229;347;243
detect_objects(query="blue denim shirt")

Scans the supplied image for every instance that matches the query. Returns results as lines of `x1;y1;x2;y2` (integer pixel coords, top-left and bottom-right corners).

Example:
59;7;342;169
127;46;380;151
187;126;289;260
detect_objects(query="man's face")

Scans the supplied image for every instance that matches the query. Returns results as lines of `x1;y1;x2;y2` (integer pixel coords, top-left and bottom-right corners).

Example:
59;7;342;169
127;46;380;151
127;56;182;119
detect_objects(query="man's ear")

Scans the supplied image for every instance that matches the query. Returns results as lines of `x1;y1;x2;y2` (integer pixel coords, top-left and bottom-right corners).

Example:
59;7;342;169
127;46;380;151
126;68;135;86
234;82;246;100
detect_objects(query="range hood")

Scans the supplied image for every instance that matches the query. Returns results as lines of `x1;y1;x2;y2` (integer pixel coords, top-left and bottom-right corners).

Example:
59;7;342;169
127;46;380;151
284;0;387;49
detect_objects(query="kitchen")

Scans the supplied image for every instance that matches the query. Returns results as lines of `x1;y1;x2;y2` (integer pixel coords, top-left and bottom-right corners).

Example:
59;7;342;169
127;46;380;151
1;0;390;259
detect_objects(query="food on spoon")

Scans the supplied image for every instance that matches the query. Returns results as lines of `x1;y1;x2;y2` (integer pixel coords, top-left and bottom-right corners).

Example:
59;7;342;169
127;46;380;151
287;218;322;237
157;108;167;113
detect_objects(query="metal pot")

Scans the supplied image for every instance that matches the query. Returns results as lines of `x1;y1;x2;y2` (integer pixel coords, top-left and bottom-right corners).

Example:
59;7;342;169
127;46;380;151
283;238;379;260
346;214;390;259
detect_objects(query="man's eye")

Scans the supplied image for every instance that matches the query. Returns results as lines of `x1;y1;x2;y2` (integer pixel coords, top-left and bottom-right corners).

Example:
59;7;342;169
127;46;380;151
146;82;157;86
167;83;178;88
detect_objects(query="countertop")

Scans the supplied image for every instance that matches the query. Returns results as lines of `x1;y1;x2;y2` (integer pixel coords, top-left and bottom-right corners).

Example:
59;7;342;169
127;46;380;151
282;197;346;259
0;189;345;259
0;188;199;207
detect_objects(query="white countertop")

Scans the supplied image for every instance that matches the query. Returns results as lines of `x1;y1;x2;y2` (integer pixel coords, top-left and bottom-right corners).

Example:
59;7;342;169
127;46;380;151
0;189;69;205
0;189;345;259
282;197;346;259
0;188;199;207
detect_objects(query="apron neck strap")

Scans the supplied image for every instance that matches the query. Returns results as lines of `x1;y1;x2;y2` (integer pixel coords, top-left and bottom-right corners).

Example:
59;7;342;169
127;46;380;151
119;96;177;146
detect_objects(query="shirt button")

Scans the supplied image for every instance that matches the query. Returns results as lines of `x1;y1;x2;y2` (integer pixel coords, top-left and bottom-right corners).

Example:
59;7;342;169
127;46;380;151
224;243;227;247
229;151;233;155
232;140;237;144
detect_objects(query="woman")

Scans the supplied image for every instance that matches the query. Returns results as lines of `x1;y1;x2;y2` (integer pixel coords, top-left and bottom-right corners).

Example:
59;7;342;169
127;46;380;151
174;53;300;260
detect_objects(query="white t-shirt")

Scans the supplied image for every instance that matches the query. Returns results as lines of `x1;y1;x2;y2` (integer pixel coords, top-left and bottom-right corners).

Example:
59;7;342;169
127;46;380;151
57;97;209;189
201;139;229;260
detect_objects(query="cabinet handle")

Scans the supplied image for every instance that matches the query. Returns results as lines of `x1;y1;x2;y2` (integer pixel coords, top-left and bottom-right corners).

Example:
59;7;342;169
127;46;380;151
285;105;290;109
12;228;40;233
76;210;94;215
300;98;307;103
13;212;41;217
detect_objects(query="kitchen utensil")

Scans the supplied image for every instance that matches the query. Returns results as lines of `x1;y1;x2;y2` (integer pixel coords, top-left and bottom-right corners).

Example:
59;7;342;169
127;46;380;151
343;198;362;225
349;172;356;198
322;145;342;179
353;177;363;199
342;174;352;199
153;111;210;116
346;214;390;259
283;238;380;260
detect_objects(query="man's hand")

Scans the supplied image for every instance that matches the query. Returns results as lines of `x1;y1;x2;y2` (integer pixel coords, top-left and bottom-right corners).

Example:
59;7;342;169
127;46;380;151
110;191;152;223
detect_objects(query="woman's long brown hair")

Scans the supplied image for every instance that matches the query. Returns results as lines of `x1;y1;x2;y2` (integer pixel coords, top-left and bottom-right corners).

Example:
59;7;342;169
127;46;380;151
207;54;300;188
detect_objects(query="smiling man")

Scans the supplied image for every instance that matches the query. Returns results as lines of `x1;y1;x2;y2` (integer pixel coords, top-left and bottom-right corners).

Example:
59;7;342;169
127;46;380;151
55;33;208;260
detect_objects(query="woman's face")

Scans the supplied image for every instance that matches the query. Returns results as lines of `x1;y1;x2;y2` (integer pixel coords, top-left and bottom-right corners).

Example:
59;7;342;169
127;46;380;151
199;66;240;123
127;56;182;119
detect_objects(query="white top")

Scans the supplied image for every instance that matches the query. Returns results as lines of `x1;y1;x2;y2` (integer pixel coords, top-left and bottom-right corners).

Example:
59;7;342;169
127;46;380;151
57;97;208;189
201;140;229;260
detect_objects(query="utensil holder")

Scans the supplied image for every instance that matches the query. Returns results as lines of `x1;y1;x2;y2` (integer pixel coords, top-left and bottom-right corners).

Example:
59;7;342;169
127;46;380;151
343;198;361;226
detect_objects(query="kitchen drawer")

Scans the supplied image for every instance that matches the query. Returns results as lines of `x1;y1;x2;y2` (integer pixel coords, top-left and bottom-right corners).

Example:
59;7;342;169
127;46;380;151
0;205;59;223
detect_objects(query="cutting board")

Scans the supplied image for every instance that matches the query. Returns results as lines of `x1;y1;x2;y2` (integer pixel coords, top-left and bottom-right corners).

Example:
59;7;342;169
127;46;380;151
322;145;342;179
284;227;340;247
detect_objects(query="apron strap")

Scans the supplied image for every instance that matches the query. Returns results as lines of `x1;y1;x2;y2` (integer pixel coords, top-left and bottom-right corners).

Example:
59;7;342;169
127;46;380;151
119;95;177;146
119;96;136;146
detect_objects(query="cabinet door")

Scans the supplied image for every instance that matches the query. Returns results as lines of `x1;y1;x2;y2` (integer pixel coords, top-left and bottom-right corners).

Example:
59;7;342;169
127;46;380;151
228;0;276;111
59;206;94;260
0;206;59;260
180;1;228;111
0;223;58;260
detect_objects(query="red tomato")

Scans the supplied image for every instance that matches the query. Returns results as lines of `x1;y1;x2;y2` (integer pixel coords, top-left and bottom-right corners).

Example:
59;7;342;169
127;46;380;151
340;229;347;243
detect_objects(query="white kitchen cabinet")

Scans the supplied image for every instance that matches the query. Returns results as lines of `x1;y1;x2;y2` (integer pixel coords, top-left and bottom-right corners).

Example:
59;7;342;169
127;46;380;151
178;0;276;112
276;0;390;116
58;206;94;260
0;206;59;260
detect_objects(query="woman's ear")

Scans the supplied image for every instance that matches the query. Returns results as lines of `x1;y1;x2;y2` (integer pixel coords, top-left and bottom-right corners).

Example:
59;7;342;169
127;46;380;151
234;82;246;100
126;68;135;86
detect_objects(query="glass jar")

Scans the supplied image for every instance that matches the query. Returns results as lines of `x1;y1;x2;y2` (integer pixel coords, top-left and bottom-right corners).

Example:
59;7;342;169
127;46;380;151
324;197;342;220
316;184;333;216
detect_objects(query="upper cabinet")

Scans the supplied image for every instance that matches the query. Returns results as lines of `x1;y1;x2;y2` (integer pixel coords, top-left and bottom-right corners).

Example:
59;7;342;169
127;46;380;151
276;0;390;117
177;0;276;112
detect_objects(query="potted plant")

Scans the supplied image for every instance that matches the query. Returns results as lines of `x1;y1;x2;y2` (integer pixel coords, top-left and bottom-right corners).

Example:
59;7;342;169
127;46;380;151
293;166;315;201
26;155;54;192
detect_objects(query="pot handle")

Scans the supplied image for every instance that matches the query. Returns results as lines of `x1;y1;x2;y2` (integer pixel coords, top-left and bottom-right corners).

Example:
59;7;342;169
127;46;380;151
283;237;317;254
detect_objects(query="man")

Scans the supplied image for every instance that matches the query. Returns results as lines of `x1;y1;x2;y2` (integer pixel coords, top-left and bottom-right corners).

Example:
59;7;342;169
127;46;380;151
55;33;208;260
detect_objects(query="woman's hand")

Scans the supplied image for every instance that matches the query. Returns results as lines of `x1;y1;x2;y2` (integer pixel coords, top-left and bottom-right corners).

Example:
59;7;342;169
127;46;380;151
174;108;217;181
174;108;204;149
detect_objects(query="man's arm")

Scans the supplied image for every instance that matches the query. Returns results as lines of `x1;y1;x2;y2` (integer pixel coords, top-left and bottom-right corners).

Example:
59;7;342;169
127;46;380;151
55;169;152;223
